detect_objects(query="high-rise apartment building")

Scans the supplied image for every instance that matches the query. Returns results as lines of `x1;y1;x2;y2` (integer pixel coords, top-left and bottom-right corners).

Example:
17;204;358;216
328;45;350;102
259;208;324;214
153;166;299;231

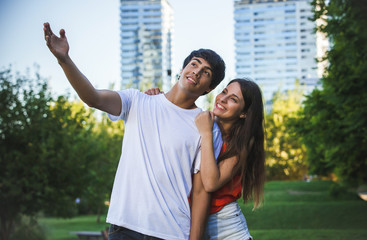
120;0;173;91
234;0;327;101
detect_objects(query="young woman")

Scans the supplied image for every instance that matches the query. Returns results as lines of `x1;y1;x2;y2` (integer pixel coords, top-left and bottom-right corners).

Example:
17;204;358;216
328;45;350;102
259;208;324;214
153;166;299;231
195;78;265;240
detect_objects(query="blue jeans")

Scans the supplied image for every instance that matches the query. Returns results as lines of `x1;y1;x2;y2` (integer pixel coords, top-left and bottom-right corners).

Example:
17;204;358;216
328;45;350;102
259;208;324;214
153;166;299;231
108;224;163;240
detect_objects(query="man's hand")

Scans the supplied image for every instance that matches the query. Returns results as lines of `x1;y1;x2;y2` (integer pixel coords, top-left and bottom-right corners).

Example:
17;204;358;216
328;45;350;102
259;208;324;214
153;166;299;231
195;111;215;137
144;87;163;95
43;22;69;63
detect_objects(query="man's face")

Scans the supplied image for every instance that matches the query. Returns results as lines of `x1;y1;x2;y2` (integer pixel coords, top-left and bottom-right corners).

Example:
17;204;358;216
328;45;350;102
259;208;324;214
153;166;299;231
178;57;213;96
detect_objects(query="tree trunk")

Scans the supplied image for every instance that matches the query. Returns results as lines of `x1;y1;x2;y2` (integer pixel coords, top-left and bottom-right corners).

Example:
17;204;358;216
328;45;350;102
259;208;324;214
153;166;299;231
0;216;13;240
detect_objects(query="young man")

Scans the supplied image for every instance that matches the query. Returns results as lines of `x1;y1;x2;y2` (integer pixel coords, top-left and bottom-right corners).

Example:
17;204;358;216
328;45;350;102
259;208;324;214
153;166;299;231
43;22;225;240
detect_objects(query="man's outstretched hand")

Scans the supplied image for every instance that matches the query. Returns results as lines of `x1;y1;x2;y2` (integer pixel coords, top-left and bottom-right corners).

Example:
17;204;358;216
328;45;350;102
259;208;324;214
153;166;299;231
43;22;69;63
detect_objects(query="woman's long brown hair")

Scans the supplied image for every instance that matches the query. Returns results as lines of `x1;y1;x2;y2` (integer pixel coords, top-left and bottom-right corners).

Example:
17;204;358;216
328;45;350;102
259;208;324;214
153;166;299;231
216;78;265;209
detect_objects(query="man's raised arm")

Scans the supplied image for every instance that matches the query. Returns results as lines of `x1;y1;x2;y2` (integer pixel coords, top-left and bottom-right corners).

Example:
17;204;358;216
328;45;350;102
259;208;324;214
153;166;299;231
43;22;121;116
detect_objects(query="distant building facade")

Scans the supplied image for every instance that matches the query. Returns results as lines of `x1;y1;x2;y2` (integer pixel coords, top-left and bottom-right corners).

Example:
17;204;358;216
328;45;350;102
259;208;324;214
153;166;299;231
234;0;327;101
120;0;173;91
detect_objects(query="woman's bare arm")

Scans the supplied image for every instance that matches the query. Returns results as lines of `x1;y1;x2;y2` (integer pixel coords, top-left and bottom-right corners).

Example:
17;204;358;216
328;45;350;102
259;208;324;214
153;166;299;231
195;111;238;192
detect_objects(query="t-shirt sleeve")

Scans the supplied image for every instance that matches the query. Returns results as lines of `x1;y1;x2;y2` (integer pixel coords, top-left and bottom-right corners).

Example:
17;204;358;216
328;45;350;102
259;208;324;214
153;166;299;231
193;122;223;174
108;89;139;122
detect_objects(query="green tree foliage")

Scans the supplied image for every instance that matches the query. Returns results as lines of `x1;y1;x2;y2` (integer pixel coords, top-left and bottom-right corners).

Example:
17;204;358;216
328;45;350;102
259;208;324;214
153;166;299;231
0;68;123;239
77;113;123;222
201;91;215;111
299;0;367;185
265;82;308;180
0;68;90;239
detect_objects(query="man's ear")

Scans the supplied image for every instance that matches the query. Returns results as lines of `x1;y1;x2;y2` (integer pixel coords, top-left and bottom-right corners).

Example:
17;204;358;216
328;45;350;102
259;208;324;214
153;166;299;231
203;87;214;95
177;69;183;80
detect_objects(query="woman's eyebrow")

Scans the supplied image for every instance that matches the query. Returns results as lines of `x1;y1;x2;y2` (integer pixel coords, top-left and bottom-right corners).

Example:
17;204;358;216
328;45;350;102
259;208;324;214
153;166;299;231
231;94;240;99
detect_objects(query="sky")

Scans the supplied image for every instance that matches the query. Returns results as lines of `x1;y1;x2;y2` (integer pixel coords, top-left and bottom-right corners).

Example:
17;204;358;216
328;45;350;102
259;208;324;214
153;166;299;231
0;0;235;97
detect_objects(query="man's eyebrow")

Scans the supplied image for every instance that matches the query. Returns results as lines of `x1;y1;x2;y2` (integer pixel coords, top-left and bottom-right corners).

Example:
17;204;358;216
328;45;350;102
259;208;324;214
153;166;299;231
192;58;213;72
193;58;202;64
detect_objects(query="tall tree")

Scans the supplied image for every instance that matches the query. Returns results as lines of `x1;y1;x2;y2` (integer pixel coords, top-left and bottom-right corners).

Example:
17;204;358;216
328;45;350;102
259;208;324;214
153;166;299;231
0;68;94;240
78;113;124;222
299;0;367;185
265;82;308;180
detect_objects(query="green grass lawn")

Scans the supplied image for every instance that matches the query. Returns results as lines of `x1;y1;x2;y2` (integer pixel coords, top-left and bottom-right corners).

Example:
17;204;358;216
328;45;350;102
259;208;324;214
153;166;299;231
39;215;109;240
239;180;367;240
40;180;367;240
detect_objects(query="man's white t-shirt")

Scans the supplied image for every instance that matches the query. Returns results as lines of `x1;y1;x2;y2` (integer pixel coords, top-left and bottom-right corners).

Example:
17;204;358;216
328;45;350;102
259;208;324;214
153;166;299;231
106;89;222;240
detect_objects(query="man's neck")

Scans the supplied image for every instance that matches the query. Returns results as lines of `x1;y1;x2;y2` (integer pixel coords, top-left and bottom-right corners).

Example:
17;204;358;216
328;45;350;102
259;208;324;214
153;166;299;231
164;84;199;109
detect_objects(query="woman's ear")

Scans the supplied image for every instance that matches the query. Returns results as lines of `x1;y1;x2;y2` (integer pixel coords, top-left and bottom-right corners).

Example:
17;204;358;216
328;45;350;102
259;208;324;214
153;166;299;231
240;113;246;119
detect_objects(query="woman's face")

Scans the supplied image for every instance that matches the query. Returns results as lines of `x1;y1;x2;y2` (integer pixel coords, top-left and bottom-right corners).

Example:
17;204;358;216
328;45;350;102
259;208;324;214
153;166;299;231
213;82;246;122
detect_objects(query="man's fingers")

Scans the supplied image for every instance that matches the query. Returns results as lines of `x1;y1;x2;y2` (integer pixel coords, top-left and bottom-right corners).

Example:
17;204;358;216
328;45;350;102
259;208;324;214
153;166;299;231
43;23;52;48
60;29;66;38
44;22;53;36
45;35;50;47
43;22;49;35
43;23;50;41
43;22;55;43
44;28;47;41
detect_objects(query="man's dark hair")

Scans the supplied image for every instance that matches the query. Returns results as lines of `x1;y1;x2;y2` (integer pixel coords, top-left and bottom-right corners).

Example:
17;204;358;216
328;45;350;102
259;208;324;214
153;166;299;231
182;49;226;92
